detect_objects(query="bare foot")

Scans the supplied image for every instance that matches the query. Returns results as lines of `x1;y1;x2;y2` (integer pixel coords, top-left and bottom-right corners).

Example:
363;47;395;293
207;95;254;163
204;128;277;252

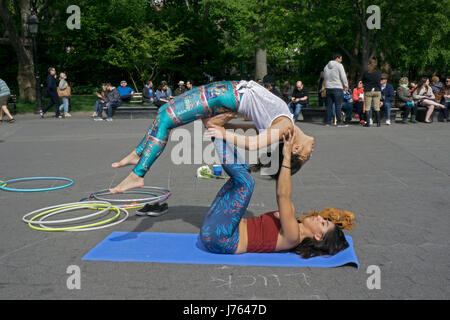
112;150;140;168
109;172;144;194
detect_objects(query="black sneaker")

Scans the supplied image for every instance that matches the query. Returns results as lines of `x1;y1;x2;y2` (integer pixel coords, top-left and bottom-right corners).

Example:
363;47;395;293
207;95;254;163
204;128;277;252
136;202;168;217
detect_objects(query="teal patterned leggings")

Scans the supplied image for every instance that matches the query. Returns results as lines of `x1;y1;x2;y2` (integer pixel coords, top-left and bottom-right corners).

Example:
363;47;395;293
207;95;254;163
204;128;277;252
133;81;241;177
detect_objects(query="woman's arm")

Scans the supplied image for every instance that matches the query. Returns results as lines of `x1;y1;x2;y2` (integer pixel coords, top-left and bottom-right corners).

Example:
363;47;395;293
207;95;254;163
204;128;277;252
276;132;300;245
427;87;435;100
205;117;292;151
352;88;359;102
412;89;424;100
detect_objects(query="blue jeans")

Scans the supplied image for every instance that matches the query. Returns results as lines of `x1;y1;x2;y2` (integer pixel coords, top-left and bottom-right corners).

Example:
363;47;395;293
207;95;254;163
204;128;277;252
342;101;353;122
354;101;364;121
325;89;344;124
105;101;121;118
288;102;307;121
59;98;69;114
94;100;106;115
383;101;392;121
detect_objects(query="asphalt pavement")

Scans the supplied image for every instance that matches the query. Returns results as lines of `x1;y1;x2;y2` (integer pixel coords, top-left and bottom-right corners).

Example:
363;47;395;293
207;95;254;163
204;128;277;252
0;112;448;300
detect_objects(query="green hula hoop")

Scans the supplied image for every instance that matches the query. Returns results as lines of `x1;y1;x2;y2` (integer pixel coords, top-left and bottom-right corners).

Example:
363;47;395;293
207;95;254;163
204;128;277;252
28;204;121;232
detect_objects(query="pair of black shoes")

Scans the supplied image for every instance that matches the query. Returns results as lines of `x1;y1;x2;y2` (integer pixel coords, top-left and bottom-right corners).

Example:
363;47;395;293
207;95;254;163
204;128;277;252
0;118;15;123
136;202;168;217
364;111;381;127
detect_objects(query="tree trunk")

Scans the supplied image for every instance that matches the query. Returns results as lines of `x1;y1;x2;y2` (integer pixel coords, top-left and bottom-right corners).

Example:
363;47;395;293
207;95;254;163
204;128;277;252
17;53;36;101
255;47;267;81
0;0;36;102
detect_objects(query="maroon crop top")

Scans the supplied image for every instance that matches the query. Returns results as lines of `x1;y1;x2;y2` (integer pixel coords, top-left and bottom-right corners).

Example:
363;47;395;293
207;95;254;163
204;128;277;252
246;211;281;253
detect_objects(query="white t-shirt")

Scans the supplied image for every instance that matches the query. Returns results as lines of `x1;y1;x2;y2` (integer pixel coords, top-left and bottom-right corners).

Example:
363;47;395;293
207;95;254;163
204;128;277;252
236;80;294;132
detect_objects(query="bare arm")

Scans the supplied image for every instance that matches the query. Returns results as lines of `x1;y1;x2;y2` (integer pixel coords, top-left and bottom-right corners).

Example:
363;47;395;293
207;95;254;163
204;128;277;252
205;117;292;151
276;132;300;245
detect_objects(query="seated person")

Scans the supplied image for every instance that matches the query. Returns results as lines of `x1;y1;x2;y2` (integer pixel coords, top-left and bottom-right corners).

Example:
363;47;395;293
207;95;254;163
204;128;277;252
95;83;122;121
438;77;450;122
353;80;365;125
380;74;395;125
142;80;154;105
264;82;282;98
288;81;309;121
160;81;174;99
412;77;447;123
430;76;443;95
342;87;353;124
154;82;171;108
174;80;186;96
117;80;135;102
396;77;417;124
186;80;194;91
93;83;108;118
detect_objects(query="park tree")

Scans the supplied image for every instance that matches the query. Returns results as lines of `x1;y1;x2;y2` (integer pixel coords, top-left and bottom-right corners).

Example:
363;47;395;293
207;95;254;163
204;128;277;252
203;0;299;80
288;0;449;83
104;25;189;90
0;0;37;101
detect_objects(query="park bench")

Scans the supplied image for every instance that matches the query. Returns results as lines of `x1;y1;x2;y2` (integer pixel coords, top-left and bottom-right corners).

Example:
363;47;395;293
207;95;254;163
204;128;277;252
130;92;143;103
301;90;444;123
103;92;158;119
7;94;17;114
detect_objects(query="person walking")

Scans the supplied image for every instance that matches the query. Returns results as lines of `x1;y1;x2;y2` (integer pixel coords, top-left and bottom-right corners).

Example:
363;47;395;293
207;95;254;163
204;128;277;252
40;67;60;118
0;78;15;123
57;72;71;118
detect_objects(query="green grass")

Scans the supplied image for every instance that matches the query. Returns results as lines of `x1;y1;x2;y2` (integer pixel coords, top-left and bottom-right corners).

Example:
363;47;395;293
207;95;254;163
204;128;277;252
15;95;98;114
14;92;322;114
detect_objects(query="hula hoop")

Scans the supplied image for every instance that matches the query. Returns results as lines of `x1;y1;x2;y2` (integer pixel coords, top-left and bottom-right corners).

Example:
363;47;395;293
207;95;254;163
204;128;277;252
0;181;6;187
34;206;129;232
22;201;112;225
24;202;128;232
0;177;74;192
81;186;171;209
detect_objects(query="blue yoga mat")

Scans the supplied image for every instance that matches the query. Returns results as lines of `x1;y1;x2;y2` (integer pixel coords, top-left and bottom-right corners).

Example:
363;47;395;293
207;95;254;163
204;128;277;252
82;232;359;269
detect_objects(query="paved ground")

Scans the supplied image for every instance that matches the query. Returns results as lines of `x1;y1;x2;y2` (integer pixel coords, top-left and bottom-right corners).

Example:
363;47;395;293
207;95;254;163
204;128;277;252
0;112;448;300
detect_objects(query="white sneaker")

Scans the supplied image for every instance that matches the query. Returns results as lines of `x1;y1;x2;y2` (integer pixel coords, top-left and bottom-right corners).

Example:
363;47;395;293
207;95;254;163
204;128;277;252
93;117;104;121
386;119;391;125
369;118;373;125
106;117;113;122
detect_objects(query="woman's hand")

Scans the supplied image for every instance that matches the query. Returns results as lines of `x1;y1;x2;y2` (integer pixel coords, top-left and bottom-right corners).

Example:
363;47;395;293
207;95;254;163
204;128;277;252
282;130;294;158
204;124;226;140
203;112;236;128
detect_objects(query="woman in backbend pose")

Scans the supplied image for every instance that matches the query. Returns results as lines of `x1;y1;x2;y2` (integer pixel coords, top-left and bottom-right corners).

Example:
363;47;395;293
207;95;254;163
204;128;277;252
200;131;350;256
109;80;315;193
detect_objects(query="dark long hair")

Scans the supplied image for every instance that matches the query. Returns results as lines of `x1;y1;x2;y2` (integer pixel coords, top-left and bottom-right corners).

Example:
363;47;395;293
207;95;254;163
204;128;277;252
250;142;303;179
291;224;349;259
414;77;429;94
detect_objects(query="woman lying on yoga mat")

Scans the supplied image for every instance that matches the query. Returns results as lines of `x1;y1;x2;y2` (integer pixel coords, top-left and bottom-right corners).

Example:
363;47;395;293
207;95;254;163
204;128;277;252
200;132;353;257
109;80;315;193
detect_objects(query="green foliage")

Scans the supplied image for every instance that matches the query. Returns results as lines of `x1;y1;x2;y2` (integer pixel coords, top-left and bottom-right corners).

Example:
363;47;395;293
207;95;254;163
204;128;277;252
2;0;448;103
104;25;189;89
